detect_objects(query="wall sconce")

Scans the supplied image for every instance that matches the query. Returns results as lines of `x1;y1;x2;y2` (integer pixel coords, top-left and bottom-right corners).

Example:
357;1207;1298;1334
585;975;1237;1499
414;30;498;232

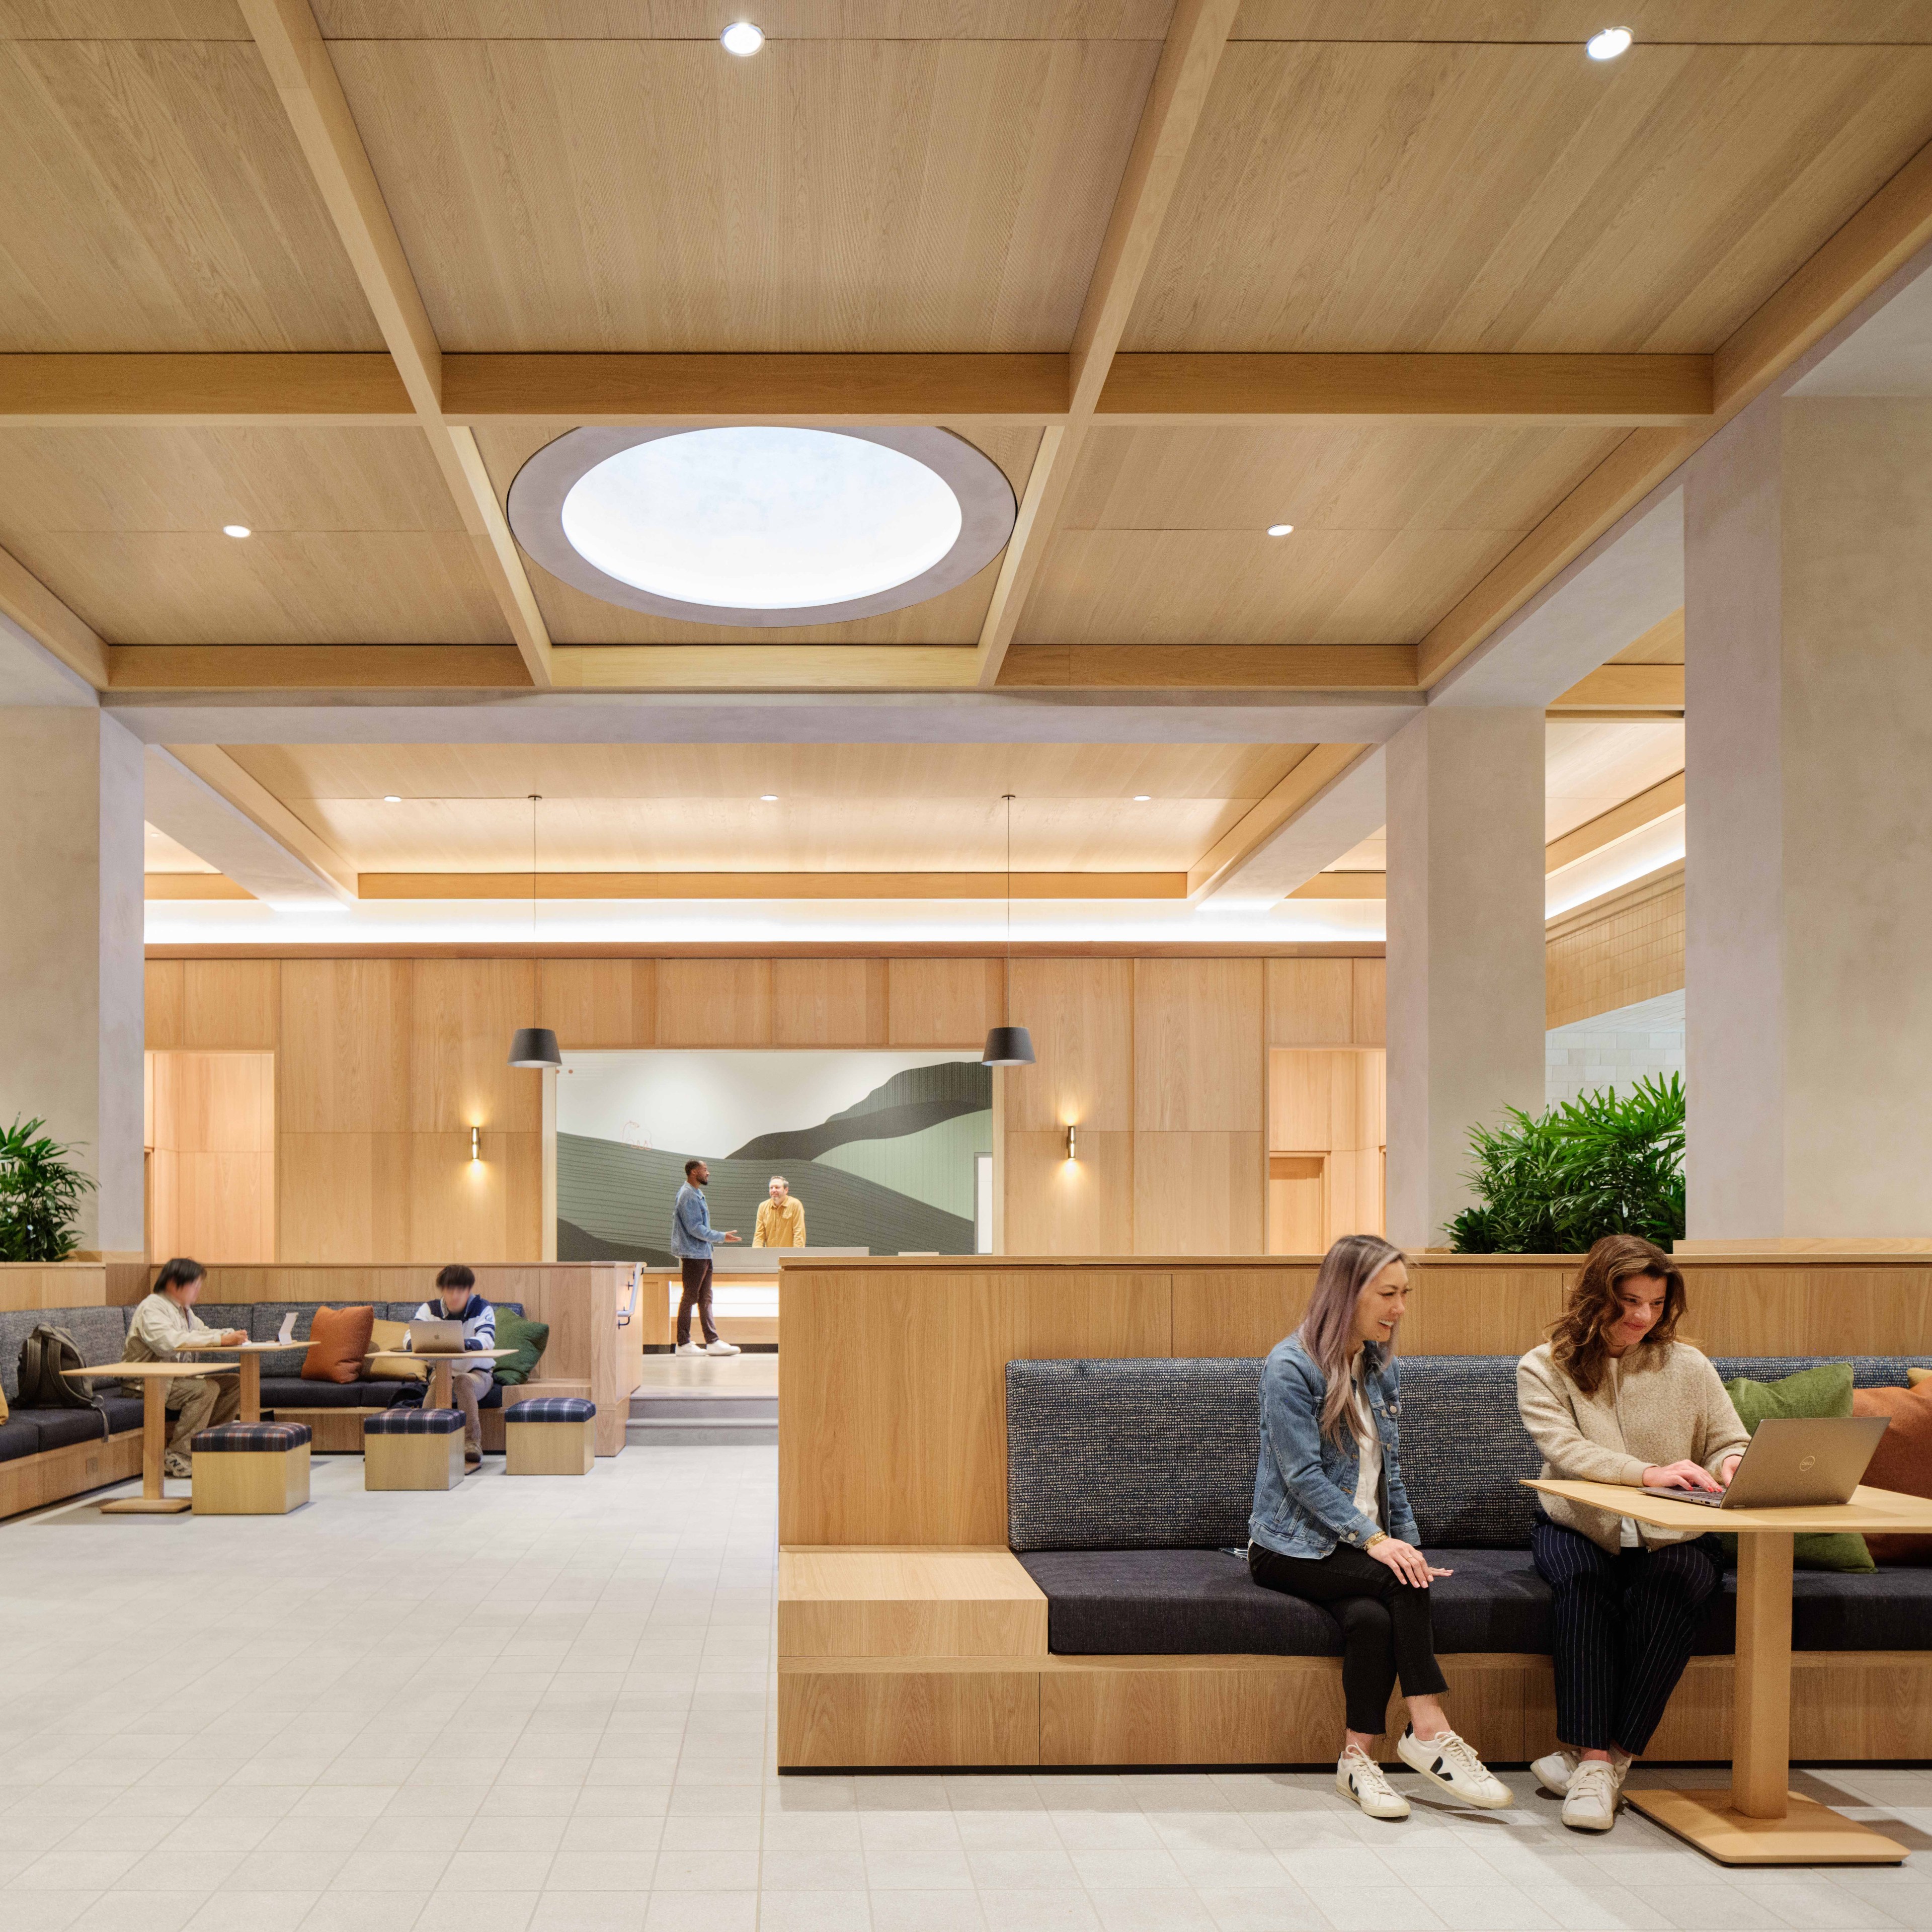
1065;1123;1078;1162
470;1126;481;1163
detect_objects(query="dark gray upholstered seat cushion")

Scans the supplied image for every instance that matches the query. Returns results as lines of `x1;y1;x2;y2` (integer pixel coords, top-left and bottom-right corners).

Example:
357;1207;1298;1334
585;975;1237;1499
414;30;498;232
0;1416;45;1462
259;1377;413;1410
1391;1357;1547;1549
9;1408;114;1454
95;1397;144;1433
0;1305;133;1401
1007;1358;1261;1552
1018;1546;1932;1658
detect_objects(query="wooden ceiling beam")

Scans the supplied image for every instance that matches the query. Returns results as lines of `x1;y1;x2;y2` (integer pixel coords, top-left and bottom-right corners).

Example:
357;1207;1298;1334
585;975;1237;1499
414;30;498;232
108;646;532;690
0;543;110;690
1186;742;1367;900
1547;663;1684;712
238;0;553;690
999;644;1417;689
974;0;1241;689
1544;772;1685;875
359;872;1186;902
1418;133;1932;688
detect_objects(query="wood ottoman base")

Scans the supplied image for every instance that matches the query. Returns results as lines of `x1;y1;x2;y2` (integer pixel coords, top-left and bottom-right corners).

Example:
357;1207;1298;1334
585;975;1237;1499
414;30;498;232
193;1442;311;1515
504;1398;599;1475
364;1426;464;1491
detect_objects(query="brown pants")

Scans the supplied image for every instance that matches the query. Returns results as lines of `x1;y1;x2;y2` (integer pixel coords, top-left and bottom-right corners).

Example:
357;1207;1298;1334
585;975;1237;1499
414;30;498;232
163;1372;242;1455
677;1257;718;1345
448;1365;491;1456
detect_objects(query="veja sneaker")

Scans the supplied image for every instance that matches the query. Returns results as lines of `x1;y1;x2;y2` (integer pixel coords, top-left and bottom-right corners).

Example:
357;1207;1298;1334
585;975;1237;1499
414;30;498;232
1394;1726;1514;1809
1532;1747;1580;1794
1561;1757;1625;1831
674;1342;705;1356
1337;1744;1409;1821
704;1339;741;1356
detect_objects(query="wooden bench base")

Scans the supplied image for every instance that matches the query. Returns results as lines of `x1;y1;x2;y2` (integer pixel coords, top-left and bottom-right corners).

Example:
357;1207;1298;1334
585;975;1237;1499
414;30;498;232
0;1430;144;1523
193;1443;311;1515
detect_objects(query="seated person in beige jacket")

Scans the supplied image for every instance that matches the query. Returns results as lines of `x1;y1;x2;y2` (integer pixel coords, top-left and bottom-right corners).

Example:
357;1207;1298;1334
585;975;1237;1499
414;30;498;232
1516;1234;1749;1834
122;1256;245;1479
753;1176;806;1248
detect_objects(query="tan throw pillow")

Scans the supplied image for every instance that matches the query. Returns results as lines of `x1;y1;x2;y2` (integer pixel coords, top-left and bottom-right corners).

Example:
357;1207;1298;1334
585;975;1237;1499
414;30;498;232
301;1304;375;1384
0;1379;8;1422
366;1317;427;1383
1909;1366;1930;1390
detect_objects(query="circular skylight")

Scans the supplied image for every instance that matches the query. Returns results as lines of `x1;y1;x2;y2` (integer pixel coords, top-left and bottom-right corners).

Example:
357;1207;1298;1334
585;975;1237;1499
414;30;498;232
561;428;962;611
508;426;1017;627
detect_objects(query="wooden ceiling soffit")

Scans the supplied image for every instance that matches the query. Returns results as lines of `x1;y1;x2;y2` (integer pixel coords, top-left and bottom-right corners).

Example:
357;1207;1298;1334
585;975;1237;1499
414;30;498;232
358;873;1187;902
0;353;1717;429
163;743;357;901
1544;772;1685;876
238;0;552;689
0;541;109;690
975;0;1242;689
1186;742;1366;899
999;645;1416;688
1419;135;1932;689
108;646;530;690
1547;663;1684;713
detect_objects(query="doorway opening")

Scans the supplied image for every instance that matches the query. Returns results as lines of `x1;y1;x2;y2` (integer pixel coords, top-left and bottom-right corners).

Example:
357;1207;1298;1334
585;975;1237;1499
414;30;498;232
1266;1048;1386;1254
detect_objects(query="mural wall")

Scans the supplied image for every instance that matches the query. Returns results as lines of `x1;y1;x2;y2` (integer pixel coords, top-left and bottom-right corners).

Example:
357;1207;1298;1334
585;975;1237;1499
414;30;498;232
555;1050;992;1263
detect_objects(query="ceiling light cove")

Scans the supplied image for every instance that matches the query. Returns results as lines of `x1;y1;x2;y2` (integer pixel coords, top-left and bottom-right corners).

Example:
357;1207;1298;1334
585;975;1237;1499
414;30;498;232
508;427;1017;627
1586;26;1632;59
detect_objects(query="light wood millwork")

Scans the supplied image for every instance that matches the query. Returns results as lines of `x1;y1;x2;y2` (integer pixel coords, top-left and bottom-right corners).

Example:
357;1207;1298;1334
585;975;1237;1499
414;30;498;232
1544;771;1685;875
363;1425;463;1490
1548;665;1685;714
192;1440;310;1514
0;355;411;427
779;1549;1049;1660
0;1428;143;1526
163;746;356;902
772;958;889;1048
359;872;1188;901
0;1263;112;1314
112;646;529;689
147;1051;276;1265
997;643;1416;687
779;1663;1042;1770
504;1413;596;1476
1187;745;1365;898
975;0;1241;685
1546;862;1683;1028
0;540;107;689
65;1360;217;1517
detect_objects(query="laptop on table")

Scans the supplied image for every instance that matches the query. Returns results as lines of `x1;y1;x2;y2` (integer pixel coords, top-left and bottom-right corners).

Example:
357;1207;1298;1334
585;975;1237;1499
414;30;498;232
405;1318;465;1353
1656;1415;1889;1509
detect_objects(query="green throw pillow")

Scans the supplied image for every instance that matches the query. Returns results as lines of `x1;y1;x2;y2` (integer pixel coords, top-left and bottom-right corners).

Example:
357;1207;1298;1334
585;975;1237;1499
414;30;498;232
491;1311;549;1387
1722;1364;1873;1572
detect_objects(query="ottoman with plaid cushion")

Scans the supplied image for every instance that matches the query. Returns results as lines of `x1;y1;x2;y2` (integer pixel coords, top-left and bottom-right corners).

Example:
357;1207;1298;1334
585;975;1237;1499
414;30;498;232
363;1406;465;1491
505;1395;597;1475
190;1420;312;1515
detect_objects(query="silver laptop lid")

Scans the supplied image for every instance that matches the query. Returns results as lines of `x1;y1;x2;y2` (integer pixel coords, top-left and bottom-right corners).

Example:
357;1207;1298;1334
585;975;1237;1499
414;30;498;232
1723;1415;1889;1509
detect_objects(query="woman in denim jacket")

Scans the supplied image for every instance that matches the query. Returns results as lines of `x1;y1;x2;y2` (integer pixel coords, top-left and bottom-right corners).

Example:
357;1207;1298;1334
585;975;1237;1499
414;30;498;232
1250;1233;1512;1820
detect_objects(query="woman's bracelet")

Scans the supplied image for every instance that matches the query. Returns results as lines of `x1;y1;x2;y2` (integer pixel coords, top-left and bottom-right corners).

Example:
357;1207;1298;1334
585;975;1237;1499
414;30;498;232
1364;1531;1388;1549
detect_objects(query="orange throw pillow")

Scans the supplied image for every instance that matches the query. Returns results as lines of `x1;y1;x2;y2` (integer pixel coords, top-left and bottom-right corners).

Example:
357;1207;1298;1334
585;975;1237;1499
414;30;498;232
301;1304;376;1384
1851;1385;1932;1564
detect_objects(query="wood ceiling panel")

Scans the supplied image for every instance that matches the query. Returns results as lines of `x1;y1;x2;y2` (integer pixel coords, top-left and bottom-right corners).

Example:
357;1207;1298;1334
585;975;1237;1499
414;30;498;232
468;421;1041;645
1022;419;1622;643
1232;2;1932;41
314;2;1171;30
224;740;1303;803
0;426;465;534
1126;43;1932;352
0;41;382;351
1544;720;1684;843
330;38;1158;351
12;531;507;645
0;3;246;28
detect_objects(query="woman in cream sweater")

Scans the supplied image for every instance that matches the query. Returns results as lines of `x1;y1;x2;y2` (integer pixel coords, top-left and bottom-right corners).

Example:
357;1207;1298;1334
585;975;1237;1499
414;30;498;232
1516;1234;1749;1833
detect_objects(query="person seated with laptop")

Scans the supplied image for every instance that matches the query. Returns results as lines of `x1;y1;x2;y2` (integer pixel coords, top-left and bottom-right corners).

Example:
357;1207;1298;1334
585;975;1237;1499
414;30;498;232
123;1256;247;1480
1516;1234;1749;1834
408;1263;497;1470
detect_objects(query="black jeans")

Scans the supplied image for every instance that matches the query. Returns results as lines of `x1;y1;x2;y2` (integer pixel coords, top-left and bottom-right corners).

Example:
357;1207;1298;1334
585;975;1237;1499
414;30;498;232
676;1257;718;1345
1532;1519;1723;1753
1250;1540;1448;1735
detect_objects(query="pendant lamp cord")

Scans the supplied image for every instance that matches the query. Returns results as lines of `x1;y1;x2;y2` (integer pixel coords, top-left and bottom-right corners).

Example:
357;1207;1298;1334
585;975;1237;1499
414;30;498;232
529;793;540;945
1003;792;1015;1026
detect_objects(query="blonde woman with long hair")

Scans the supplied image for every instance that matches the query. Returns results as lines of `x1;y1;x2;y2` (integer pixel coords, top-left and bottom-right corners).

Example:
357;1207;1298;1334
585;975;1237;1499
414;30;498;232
1249;1234;1512;1820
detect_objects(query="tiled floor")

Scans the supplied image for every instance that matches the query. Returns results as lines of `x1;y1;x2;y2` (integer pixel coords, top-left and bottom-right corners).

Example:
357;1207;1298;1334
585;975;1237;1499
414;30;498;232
3;1446;1927;1932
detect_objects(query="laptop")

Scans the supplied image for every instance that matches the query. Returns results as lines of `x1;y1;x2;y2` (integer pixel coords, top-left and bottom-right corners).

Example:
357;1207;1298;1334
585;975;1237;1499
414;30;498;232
1656;1415;1889;1509
406;1318;464;1353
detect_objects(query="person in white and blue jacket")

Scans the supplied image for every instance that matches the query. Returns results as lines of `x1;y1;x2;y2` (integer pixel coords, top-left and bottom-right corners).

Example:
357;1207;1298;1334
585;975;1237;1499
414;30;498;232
411;1263;496;1467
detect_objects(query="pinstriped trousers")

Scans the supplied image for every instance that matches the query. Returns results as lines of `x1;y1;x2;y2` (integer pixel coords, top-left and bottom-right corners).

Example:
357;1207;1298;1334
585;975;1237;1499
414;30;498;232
1532;1519;1724;1754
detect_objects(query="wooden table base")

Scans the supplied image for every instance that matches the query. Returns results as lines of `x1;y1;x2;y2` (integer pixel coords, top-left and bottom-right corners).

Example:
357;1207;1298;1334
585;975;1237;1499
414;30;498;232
1629;1789;1909;1865
99;1494;194;1515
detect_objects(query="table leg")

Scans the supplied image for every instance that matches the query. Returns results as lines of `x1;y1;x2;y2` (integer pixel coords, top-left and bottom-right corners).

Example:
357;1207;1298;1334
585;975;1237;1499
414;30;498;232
1627;1529;1904;1863
239;1351;262;1425
430;1359;452;1411
99;1377;193;1515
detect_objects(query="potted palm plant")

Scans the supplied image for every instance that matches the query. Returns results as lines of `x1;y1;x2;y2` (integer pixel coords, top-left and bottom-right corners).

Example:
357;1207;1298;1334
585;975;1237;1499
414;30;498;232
0;1117;97;1261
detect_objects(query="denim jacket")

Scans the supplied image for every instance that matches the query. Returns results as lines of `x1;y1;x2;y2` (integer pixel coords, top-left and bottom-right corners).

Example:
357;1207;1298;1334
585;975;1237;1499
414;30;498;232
1248;1333;1420;1559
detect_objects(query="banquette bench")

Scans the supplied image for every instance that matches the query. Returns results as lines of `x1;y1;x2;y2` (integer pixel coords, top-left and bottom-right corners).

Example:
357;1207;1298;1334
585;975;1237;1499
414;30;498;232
0;1298;588;1518
778;1350;1932;1770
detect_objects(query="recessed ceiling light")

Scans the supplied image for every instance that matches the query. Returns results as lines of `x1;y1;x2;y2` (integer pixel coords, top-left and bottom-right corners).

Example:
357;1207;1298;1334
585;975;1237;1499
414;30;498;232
1266;523;1294;536
1586;26;1632;59
383;795;401;803
222;524;251;538
720;21;763;55
1133;794;1152;802
760;794;779;802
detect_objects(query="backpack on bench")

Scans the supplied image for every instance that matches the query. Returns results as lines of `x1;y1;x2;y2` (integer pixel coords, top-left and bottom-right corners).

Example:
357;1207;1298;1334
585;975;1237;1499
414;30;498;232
16;1325;110;1440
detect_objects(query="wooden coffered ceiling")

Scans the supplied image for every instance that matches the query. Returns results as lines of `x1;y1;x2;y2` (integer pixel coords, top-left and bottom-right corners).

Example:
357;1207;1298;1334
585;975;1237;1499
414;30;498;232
4;2;1932;699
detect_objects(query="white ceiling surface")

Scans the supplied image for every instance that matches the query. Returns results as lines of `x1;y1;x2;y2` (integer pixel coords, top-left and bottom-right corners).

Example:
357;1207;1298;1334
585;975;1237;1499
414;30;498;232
1789;243;1932;396
144;823;217;873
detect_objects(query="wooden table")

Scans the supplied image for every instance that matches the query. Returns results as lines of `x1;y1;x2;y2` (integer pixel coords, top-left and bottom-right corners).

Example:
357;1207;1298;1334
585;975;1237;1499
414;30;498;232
1527;1477;1932;1865
63;1361;219;1515
370;1347;517;1412
175;1338;286;1423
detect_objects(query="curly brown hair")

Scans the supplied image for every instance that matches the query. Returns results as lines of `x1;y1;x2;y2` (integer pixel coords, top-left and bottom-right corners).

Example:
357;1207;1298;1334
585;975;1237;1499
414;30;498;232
1549;1233;1686;1397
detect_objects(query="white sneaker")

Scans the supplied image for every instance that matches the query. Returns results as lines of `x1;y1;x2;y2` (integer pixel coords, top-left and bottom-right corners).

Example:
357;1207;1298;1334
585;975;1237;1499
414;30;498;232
704;1339;741;1357
1336;1745;1409;1821
1532;1747;1579;1794
164;1452;192;1480
1561;1757;1625;1831
1395;1726;1513;1809
674;1342;704;1356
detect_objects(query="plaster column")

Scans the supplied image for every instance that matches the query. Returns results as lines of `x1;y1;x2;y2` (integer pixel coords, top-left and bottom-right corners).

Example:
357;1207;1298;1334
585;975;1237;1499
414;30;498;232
1684;397;1932;1240
1385;707;1547;1249
0;710;145;1255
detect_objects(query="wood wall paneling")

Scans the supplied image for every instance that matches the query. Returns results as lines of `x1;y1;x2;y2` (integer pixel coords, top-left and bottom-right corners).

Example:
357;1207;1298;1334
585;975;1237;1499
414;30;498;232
657;958;774;1046
1265;957;1353;1045
537;957;654;1046
1003;956;1134;1132
145;960;184;1050
408;959;542;1133
1003;1129;1135;1256
1266;1154;1326;1256
888;957;1005;1047
0;1263;109;1313
182;960;279;1049
1351;957;1387;1045
1133;959;1264;1132
279;957;412;1132
147;1051;276;1264
1170;1266;1316;1359
777;1665;1041;1770
1131;1133;1265;1255
773;958;889;1046
1546;873;1685;1027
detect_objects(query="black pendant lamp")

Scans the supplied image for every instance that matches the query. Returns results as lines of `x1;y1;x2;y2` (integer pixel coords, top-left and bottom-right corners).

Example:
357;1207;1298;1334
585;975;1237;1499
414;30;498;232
508;791;562;1070
982;792;1035;1068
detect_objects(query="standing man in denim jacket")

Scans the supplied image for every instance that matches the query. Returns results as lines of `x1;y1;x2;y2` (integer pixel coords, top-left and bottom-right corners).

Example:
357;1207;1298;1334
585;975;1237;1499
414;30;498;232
671;1158;741;1357
1249;1234;1511;1821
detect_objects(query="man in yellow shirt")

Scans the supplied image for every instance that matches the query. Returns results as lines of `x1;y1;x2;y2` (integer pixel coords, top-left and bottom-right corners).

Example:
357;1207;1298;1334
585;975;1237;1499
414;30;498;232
753;1175;807;1248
